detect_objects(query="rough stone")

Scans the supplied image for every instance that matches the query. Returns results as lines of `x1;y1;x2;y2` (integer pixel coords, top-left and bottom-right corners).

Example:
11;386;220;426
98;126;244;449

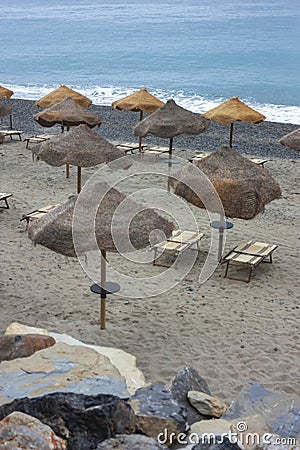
165;366;211;424
188;415;272;450
0;424;51;449
0;392;135;450
188;391;227;418
254;433;300;450
0;342;130;406
191;436;241;450
223;382;300;439
129;384;188;446
96;434;169;449
5;322;145;395
0;411;66;449
0;333;56;362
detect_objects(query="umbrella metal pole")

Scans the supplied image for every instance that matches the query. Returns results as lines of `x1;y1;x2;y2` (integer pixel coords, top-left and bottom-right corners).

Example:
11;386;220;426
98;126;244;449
229;123;234;148
100;249;107;330
9;114;13;130
66;164;70;178
167;137;173;192
139;111;143;152
77;166;81;193
218;214;225;261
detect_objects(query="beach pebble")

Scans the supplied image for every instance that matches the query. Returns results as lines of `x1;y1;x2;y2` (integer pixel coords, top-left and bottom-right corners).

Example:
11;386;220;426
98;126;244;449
187;391;227;418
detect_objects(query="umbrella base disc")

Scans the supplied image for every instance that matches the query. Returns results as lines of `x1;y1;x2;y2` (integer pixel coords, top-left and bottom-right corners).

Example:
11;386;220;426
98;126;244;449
210;220;234;230
90;282;121;295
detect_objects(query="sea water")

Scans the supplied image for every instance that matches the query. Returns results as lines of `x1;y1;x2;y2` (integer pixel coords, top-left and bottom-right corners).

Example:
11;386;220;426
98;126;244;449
1;0;300;124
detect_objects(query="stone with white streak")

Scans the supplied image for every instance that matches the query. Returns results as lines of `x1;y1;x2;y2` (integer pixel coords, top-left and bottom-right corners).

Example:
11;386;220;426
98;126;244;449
188;391;227;418
5;322;145;395
0;342;130;405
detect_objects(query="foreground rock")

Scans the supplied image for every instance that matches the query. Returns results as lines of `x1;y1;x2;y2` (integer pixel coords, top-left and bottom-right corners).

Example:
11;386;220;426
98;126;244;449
191;436;241;450
188;414;271;450
5;322;145;395
0;342;130;405
0;411;66;449
223;382;300;439
129;384;188;446
165;366;211;424
0;393;135;450
187;391;227;418
0;333;56;362
96;434;168;449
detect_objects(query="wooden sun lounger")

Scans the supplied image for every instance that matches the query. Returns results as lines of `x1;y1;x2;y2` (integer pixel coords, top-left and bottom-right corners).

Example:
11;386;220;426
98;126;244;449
24;134;55;149
189;153;269;167
115;143;148;154
249;158;268;167
0;130;23;141
0;192;13;209
152;229;204;268
137;146;170;161
20;203;60;228
223;240;278;282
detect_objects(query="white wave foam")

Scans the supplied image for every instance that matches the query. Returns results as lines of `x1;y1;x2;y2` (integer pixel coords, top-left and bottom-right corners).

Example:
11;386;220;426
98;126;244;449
4;83;300;125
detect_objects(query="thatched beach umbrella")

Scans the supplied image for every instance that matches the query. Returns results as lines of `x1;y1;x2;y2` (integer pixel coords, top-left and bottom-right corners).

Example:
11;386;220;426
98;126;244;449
279;128;300;151
34;96;101;130
0;86;14;100
0;101;13;129
134;99;210;189
174;145;281;259
203;97;266;147
112;88;164;151
34;97;102;177
31;124;127;193
36;85;92;108
28;183;174;329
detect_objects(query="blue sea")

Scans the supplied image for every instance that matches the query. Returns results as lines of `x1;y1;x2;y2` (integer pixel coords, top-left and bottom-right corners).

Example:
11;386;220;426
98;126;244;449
1;0;300;124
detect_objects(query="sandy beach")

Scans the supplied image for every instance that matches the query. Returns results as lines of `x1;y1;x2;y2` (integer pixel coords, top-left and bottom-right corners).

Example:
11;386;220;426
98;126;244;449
0;99;299;406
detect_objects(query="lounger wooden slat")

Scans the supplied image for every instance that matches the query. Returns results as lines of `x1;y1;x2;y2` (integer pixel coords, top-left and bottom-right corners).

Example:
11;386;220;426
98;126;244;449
21;203;60;229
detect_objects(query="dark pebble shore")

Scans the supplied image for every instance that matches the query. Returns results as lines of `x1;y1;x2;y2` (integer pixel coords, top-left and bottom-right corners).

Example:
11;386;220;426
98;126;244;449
3;98;300;160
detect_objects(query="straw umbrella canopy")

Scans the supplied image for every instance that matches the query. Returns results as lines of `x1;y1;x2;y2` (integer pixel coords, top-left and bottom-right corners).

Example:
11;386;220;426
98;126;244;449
0;102;12;119
31;124;127;193
279;128;300;151
173;145;281;259
134;99;210;189
203;97;266;147
0;101;13;129
28;183;174;329
34;96;101;130
112;88;164;151
36;85;92;108
0;86;14;100
112;88;164;116
34;97;102;178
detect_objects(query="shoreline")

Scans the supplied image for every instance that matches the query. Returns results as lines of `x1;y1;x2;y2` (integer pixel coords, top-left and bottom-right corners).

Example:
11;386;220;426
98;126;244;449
1;98;300;160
